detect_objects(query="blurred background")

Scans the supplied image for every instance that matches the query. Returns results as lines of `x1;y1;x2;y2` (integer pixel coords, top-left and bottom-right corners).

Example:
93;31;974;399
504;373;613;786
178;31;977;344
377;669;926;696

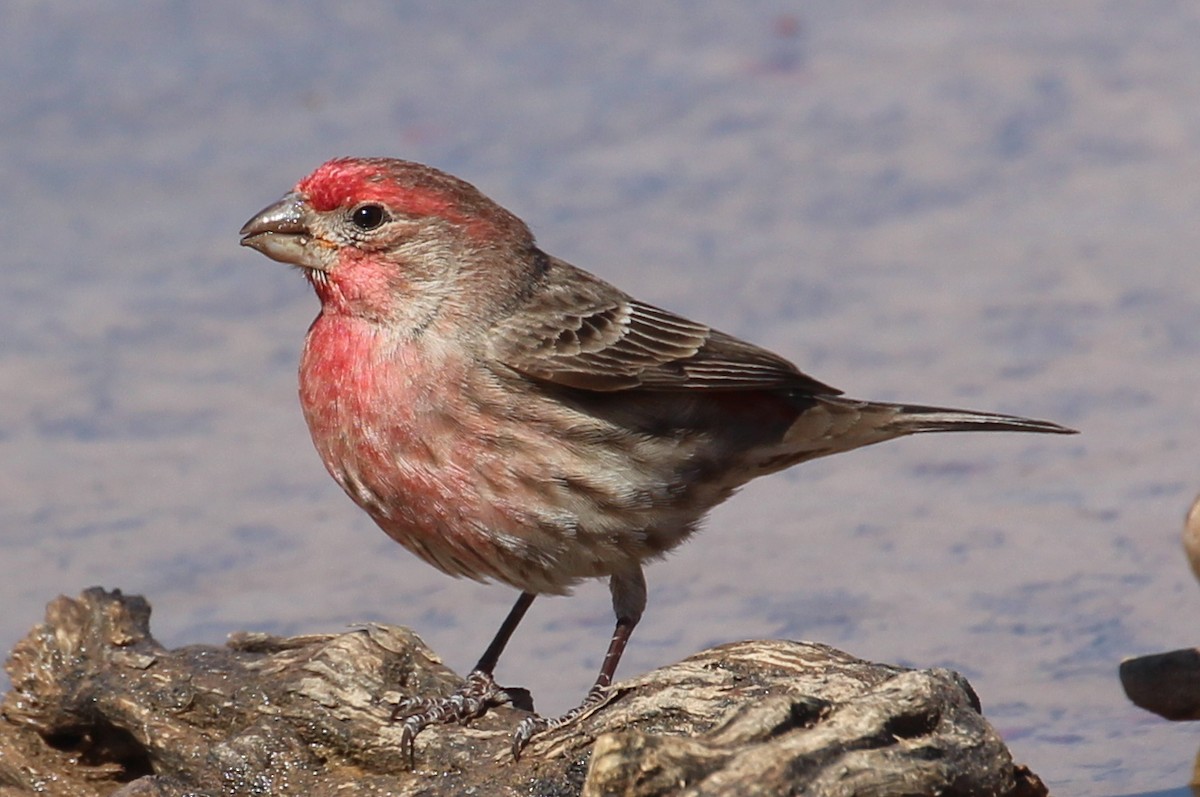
3;3;1199;794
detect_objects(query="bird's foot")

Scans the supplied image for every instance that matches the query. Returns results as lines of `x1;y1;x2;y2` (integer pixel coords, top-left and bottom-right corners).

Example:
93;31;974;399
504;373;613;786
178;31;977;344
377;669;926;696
392;669;533;768
511;682;614;760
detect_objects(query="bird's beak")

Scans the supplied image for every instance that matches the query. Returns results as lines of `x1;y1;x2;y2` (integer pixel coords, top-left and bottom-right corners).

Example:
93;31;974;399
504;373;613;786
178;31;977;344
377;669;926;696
239;192;326;271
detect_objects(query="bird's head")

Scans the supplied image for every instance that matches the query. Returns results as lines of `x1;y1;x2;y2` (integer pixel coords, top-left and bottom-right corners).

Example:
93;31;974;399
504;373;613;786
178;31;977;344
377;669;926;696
240;158;537;332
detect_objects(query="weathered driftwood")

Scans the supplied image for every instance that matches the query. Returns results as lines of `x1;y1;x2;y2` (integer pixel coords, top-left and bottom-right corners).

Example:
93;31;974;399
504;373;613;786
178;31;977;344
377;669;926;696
1;588;1046;796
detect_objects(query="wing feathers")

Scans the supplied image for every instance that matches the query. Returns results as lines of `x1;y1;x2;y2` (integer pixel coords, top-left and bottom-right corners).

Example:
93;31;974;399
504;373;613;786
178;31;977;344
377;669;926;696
490;256;839;395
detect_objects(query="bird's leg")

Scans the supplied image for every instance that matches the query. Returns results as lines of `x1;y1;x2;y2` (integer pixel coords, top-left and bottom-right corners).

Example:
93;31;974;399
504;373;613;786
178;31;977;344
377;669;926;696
512;566;646;759
393;591;536;766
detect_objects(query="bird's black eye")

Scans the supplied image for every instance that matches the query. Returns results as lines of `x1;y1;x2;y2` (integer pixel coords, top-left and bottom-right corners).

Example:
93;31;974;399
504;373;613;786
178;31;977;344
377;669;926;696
350;203;387;231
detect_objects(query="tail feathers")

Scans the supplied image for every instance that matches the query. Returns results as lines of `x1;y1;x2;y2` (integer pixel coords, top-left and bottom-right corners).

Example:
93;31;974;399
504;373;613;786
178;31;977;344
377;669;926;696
876;401;1077;436
765;395;1074;475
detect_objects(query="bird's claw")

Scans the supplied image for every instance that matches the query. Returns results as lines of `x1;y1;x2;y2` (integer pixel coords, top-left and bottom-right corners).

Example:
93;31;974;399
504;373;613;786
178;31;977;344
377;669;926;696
392;669;530;768
511;683;612;761
511;714;549;761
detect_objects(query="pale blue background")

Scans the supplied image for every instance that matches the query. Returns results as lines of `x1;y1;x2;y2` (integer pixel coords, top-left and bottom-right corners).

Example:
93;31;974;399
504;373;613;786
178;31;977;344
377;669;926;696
4;4;1200;794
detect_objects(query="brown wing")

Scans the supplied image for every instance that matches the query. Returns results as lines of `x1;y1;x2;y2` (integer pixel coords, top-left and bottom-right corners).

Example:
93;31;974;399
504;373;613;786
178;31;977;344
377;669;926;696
490;256;840;395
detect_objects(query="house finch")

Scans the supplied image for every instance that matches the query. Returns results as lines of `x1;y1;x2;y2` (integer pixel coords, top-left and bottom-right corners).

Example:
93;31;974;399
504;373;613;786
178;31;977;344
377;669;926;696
239;157;1075;762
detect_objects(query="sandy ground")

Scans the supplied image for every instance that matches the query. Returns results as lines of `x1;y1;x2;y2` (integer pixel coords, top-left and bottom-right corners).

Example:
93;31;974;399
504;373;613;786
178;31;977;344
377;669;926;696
3;4;1200;794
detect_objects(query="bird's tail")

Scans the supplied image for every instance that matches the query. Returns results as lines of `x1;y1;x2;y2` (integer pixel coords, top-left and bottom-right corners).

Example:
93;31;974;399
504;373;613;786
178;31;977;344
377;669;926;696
769;395;1075;472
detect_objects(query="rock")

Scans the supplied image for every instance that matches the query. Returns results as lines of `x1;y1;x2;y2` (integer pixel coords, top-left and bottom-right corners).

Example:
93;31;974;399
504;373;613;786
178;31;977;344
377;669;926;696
1;588;1045;796
1119;648;1200;721
1120;495;1200;723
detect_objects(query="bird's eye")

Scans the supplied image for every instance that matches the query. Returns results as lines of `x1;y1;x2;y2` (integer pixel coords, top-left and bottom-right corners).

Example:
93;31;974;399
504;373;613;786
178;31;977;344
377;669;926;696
350;203;388;231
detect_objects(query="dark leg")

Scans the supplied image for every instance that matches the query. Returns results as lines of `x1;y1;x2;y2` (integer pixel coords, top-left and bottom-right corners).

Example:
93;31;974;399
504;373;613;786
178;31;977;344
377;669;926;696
473;590;536;675
393;591;536;767
512;566;646;759
593;614;637;690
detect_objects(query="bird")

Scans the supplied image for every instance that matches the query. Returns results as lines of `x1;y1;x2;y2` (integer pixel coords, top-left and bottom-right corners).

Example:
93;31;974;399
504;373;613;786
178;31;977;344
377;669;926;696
239;156;1076;763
